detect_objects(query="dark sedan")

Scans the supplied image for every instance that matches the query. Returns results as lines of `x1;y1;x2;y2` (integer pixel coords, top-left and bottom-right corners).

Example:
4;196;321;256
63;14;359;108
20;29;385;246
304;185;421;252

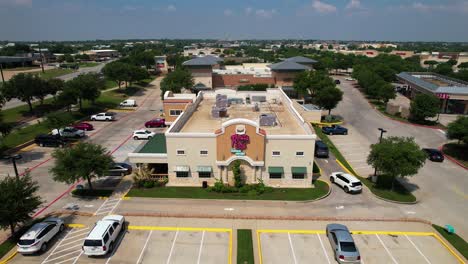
108;163;133;176
423;148;444;162
72;122;94;131
322;125;348;135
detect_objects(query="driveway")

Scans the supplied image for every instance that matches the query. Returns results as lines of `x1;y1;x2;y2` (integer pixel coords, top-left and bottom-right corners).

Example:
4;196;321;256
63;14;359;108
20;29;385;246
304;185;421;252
332;75;468;239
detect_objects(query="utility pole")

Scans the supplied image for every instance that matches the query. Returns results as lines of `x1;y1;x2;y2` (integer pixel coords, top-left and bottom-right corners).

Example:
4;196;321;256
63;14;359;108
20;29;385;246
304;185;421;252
0;62;4;85
38;44;45;73
372;128;387;183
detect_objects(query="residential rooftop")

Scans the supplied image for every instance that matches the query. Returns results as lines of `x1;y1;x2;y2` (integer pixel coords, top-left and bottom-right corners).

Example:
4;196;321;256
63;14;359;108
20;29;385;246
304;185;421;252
176;89;310;135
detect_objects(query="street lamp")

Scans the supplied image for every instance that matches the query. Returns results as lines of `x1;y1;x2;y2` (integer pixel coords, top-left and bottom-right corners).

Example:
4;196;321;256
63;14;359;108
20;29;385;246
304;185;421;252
372;128;387;182
2;154;22;180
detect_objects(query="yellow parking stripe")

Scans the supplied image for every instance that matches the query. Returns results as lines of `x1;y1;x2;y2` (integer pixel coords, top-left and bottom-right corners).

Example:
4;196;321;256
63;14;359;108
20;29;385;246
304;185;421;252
257;230;263;264
0;252;17;264
351;230;434;236
18;144;37;152
66;224;86;228
432;233;466;264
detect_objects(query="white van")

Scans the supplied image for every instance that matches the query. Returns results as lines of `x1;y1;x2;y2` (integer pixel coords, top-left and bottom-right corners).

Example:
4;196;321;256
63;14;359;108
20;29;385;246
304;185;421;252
83;215;125;256
119;99;137;107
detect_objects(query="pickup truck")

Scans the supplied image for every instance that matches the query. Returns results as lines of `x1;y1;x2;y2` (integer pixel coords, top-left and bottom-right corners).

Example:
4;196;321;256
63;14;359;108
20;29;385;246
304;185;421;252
52;127;85;138
322;125;348;135
90;112;116;121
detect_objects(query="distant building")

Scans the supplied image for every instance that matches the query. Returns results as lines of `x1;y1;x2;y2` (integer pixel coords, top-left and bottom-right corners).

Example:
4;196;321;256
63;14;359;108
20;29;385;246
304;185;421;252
83;49;119;61
154;55;168;74
396;72;468;114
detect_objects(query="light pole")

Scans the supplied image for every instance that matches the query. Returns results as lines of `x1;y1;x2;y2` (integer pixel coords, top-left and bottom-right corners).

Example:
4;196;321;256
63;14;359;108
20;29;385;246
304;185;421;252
372;128;387;183
3;154;22;180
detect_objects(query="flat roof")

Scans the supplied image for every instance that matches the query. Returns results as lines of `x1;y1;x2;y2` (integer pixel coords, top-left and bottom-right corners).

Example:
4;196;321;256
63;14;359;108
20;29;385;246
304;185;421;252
138;134;167;153
397;72;468;95
180;97;306;135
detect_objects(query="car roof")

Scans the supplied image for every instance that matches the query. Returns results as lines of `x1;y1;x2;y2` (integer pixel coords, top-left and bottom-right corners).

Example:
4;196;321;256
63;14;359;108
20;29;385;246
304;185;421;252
87;221;113;239
424;148;441;153
316;141;327;147
336;173;360;183
327;224;353;241
102;215;124;222
21;222;51;239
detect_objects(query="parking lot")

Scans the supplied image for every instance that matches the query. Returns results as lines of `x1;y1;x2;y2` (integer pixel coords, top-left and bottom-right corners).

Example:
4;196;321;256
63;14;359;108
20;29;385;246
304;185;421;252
9;226;232;264
258;229;462;264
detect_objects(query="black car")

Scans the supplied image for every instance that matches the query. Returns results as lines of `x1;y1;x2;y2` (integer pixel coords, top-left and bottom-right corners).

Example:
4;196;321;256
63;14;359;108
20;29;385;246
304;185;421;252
335;79;341;84
322;125;348;135
35;134;67;147
108;162;133;176
422;148;444;162
315;140;329;158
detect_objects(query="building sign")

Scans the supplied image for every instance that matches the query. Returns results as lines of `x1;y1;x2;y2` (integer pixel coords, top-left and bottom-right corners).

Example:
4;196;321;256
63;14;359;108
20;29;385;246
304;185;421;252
436;93;450;99
231;134;249;156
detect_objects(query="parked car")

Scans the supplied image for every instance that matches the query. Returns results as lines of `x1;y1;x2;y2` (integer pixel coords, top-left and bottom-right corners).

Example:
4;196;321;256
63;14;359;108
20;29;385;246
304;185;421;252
52;127;85;138
326;224;361;263
322;125;348;135
335;79;341;84
83;215;125;256
132;129;155;140
345;77;355;81
73;122;94;131
315;140;329;158
330;172;362;193
17;218;65;254
422;148;444;162
119;99;137;107
91;112;116;121
145;118;166;128
35;134;67;148
108;162;133;176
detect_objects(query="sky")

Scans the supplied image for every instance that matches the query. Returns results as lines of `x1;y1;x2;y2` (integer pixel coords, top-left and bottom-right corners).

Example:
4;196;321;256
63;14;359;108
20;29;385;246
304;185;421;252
0;0;468;42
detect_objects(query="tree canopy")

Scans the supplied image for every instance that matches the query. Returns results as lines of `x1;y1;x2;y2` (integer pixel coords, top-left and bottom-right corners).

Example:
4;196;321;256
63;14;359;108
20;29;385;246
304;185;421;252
0;173;43;235
447;116;468;145
50;142;114;190
409;93;440;123
160;68;194;95
315;86;343;115
64;73;103;109
2;73;39;112
45;112;74;133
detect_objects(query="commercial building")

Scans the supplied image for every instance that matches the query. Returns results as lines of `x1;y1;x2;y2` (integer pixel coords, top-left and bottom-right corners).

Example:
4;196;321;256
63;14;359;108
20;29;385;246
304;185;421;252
83;50;119;61
396;72;468;114
129;88;320;188
183;55;316;90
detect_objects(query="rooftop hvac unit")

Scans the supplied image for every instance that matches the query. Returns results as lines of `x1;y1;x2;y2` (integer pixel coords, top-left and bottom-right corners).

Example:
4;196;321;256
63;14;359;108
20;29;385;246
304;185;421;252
212;106;228;118
252;95;266;102
216;98;228;108
253;103;260;112
259;114;276;126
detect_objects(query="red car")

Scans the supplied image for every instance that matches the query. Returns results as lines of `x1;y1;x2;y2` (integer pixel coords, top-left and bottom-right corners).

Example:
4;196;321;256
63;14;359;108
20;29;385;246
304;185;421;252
72;122;94;131
145;118;166;128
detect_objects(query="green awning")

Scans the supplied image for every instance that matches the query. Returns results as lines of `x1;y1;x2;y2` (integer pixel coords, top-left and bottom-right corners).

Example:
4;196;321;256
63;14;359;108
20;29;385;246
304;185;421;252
197;166;212;172
268;166;284;174
174;165;190;172
291;167;307;174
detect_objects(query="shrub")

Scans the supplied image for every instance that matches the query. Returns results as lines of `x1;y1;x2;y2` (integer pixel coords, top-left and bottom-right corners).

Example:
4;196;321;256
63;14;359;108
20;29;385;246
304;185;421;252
232;160;243;188
208;179;238;193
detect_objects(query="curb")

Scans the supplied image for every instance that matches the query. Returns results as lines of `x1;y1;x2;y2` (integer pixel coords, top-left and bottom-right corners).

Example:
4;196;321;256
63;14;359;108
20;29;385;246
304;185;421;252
439;145;468;170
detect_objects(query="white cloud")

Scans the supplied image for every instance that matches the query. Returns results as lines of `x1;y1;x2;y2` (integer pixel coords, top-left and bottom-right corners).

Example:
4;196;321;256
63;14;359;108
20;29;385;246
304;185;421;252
166;4;176;12
346;0;361;9
409;1;468;13
224;9;233;16
255;9;277;18
245;7;253;15
311;0;337;13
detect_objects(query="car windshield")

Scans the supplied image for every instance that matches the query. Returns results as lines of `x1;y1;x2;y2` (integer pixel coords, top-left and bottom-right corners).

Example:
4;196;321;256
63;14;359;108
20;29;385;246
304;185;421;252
340;242;357;252
18;239;35;246
84;239;102;247
145;130;151;133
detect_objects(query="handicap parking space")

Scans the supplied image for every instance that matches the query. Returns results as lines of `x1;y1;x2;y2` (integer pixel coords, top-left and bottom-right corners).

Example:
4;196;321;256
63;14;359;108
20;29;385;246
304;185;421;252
258;230;462;264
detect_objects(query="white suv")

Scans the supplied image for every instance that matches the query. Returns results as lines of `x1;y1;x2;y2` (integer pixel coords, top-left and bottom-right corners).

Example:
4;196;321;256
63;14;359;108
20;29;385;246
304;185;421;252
91;112;115;121
17;218;65;254
83;215;125;256
132;129;155;140
330;172;362;193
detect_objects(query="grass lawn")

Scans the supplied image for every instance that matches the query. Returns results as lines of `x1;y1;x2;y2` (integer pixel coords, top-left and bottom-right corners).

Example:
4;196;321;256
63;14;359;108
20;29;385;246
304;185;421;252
312;125;416;203
432;224;468;260
38;68;74;79
0;238;16;260
127;180;329;201
78;62;99;68
1;97;56;123
442;143;468;167
237;229;254;264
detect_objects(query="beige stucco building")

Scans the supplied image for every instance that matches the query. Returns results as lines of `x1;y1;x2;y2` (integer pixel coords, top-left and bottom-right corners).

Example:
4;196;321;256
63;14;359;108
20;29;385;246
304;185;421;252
129;88;319;188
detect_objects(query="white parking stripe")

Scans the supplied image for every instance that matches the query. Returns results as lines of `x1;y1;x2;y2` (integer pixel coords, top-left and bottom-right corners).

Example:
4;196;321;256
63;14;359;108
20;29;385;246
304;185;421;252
63;232;88;241
53;256;79;264
166;230;179;264
196;231;205;264
376;234;398;264
41;229;74;264
43;249;82;263
108;198;122;215
49;243;83;256
72;251;83;264
57;238;87;249
405;235;432;264
317;234;331;264
286;233;298;264
68;227;89;235
136;230;153;264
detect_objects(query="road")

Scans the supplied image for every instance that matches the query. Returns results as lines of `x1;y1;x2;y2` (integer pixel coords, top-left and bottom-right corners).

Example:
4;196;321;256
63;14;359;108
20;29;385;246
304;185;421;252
332;75;468;239
2;63;107;110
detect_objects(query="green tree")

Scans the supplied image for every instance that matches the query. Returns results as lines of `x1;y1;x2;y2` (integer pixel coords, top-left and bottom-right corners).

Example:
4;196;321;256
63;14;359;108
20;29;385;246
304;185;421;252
102;61;129;89
50;142;114;190
315;86;343;115
160;68;194;95
367;137;426;189
45;112;74;136
458;62;468;69
65;73;103;109
45;78;65;102
56;87;78;112
0;173;43;235
376;81;396;103
232;160;242;188
127;65;149;86
410;93;440;123
447;116;468;145
434;63;453;75
293;71;311;98
2;73;37;112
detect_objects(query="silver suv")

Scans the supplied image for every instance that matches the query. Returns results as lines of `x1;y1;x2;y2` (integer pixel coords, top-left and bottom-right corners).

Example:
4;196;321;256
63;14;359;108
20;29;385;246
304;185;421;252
17;218;65;254
326;224;361;263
